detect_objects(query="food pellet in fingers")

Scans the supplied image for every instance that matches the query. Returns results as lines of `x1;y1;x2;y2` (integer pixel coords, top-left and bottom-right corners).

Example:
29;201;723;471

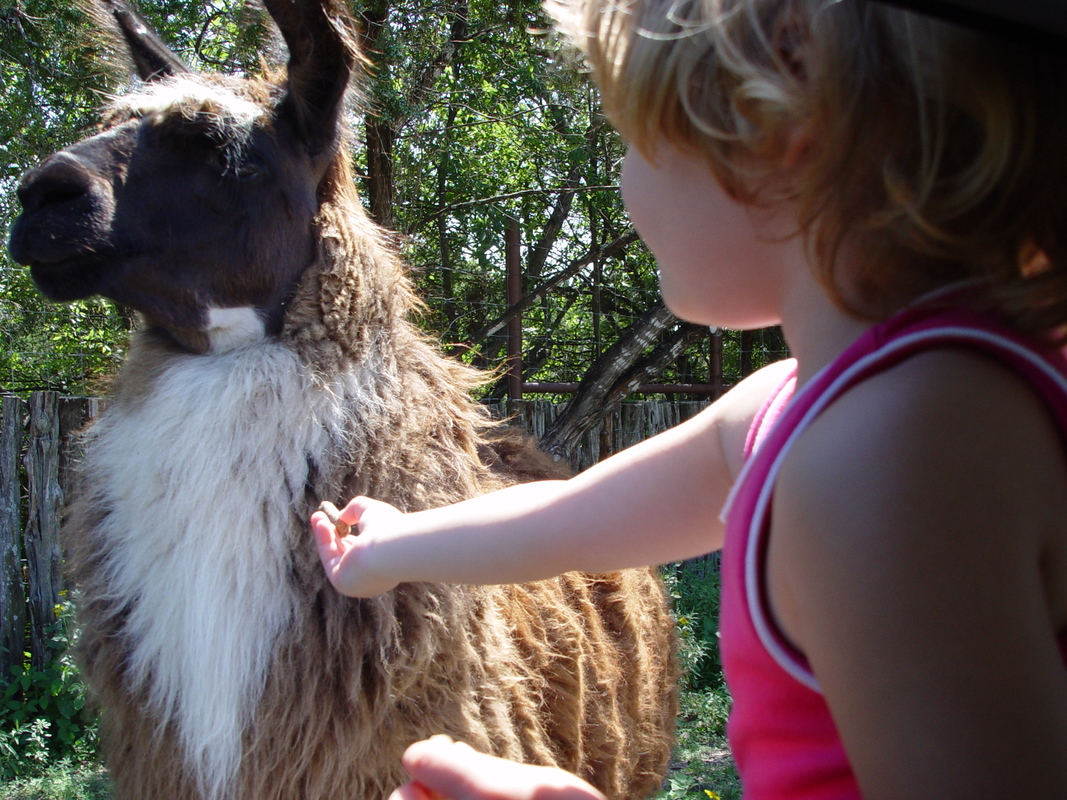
318;501;351;536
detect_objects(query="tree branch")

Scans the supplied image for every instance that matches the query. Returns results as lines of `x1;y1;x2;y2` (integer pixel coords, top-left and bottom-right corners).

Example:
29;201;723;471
451;230;639;354
539;304;706;457
396;0;470;129
410;184;620;231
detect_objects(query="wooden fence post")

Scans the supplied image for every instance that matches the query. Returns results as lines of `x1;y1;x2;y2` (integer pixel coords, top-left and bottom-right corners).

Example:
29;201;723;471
1;395;27;681
59;397;95;502
24;391;64;671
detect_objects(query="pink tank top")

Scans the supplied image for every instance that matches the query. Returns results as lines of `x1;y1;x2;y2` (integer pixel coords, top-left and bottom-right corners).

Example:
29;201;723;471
718;303;1067;800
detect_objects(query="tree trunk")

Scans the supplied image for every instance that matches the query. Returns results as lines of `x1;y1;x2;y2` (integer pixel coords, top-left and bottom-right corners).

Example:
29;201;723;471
358;1;395;229
360;0;470;231
365;118;396;230
540;303;705;458
457;231;638;354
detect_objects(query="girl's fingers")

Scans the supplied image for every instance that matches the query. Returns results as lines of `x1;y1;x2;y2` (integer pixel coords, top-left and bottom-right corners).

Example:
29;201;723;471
399;739;482;800
389;782;443;800
399;737;607;800
310;511;339;553
341;495;398;526
310;511;353;575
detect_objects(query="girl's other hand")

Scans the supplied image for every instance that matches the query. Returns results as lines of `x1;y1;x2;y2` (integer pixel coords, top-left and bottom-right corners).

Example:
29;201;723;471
389;736;607;800
310;496;403;597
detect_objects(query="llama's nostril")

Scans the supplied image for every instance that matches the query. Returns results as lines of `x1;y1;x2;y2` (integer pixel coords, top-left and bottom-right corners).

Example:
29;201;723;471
32;185;86;212
17;156;96;215
10;151;114;272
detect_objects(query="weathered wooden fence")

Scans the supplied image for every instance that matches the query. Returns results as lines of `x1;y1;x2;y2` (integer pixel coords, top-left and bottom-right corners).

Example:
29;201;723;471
0;391;707;682
484;398;709;471
1;393;105;681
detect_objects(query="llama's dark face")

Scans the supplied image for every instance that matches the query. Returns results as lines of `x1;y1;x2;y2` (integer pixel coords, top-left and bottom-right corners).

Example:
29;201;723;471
11;77;323;348
8;0;357;353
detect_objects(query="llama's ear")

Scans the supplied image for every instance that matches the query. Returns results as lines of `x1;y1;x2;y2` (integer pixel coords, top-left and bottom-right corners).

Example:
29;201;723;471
92;0;190;81
263;0;360;157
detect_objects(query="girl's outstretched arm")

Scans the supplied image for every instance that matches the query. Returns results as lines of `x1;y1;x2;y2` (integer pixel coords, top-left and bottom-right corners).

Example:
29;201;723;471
773;349;1067;799
311;357;795;597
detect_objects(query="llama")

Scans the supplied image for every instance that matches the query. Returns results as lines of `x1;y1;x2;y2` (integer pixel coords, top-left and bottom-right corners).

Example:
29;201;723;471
7;2;679;799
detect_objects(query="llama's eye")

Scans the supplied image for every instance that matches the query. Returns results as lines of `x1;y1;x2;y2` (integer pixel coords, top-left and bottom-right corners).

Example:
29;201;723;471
231;157;265;181
217;150;267;182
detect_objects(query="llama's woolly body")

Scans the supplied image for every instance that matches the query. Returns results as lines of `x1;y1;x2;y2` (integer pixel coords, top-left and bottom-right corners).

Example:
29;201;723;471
18;3;679;798
68;280;678;800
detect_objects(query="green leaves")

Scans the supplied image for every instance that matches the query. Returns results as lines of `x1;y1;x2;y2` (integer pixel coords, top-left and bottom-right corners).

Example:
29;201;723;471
663;558;727;693
0;605;98;783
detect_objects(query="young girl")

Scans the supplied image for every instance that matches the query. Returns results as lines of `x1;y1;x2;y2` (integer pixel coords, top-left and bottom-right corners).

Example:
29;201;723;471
311;0;1067;797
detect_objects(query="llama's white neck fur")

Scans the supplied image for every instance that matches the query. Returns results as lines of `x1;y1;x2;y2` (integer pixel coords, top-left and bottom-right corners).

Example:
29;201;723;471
206;306;266;353
84;339;384;800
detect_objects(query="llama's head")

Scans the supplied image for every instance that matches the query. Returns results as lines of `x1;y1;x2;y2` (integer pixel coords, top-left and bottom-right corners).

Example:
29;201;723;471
8;0;361;353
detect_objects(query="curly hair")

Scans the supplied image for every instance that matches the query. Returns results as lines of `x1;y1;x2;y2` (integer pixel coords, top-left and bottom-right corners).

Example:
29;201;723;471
549;0;1067;339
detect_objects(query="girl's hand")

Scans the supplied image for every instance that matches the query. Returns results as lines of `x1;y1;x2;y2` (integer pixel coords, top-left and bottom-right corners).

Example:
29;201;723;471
310;496;403;597
389;736;607;800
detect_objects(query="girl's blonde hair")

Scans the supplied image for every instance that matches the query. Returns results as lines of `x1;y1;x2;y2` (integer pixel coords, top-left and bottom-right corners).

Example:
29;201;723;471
549;0;1067;338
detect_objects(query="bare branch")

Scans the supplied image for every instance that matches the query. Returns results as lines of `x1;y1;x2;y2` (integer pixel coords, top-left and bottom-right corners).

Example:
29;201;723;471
540;305;706;456
452;230;639;353
396;2;469;127
410;184;620;231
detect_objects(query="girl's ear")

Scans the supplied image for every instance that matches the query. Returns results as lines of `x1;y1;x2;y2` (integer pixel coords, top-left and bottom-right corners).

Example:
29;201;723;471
781;118;817;171
772;7;812;82
770;9;817;172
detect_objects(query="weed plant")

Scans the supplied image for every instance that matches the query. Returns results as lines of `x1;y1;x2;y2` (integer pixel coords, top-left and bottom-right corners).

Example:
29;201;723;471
659;556;741;800
0;761;110;800
1;603;99;786
663;555;725;692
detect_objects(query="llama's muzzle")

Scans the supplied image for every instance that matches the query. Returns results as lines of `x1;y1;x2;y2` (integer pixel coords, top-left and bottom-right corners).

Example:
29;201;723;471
9;151;117;300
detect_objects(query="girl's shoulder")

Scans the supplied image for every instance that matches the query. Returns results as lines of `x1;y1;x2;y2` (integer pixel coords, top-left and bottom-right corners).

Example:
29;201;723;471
768;344;1067;797
704;356;797;480
775;343;1067;589
784;343;1067;498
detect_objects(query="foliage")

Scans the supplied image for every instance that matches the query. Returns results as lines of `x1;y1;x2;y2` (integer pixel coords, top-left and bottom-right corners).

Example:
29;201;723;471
365;1;658;375
658;551;743;799
1;0;784;400
0;760;110;800
0;603;99;784
663;556;726;693
657;559;742;799
658;689;741;800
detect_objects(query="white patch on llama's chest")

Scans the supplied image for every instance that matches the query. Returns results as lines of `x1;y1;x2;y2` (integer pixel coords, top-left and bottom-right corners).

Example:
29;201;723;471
206;306;267;352
84;342;372;800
